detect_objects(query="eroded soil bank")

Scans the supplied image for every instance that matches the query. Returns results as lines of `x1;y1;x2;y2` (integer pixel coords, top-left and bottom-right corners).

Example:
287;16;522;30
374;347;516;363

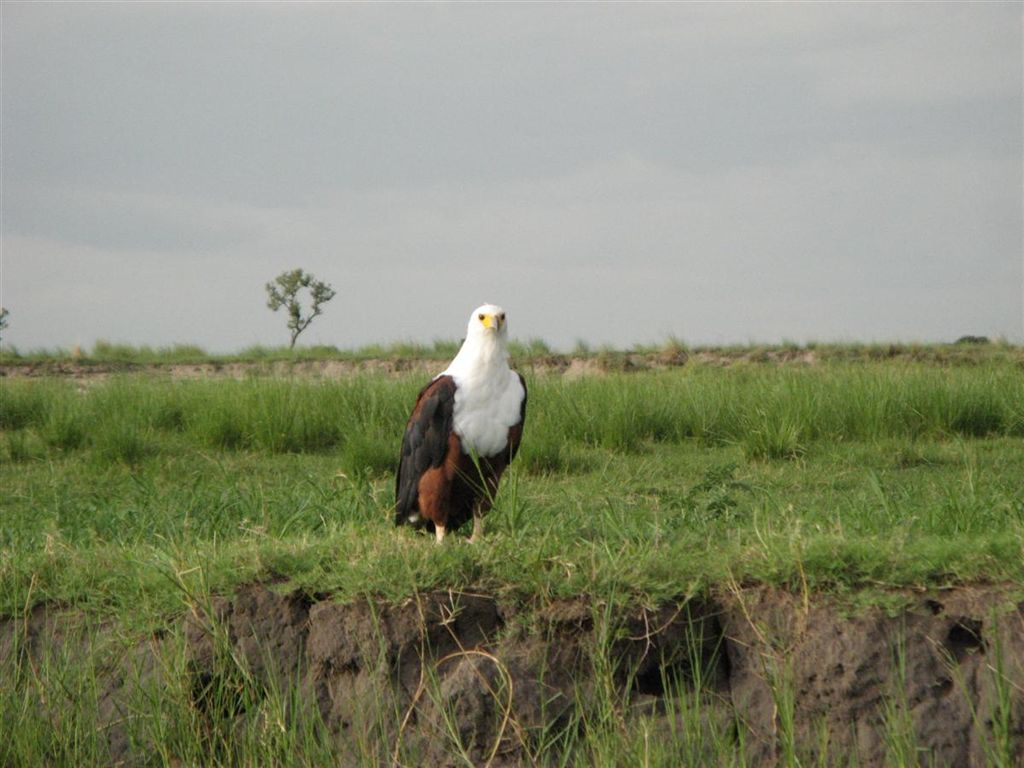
3;584;1022;766
0;348;810;383
4;342;1020;384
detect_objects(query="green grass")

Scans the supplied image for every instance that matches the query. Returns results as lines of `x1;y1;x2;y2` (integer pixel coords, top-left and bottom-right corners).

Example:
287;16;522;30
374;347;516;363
1;357;1023;764
1;361;1022;624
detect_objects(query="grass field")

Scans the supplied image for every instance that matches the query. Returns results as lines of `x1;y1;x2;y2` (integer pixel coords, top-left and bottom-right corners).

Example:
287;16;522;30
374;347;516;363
2;350;1023;765
3;356;1023;620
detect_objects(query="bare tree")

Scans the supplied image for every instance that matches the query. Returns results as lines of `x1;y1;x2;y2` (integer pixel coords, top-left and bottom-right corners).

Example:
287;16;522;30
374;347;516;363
265;270;336;349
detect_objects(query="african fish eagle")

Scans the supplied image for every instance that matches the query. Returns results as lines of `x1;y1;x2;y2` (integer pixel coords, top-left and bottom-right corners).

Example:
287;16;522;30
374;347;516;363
395;304;527;543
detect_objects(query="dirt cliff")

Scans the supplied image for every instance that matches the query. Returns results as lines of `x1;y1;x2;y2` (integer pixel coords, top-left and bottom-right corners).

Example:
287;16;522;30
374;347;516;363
3;584;1022;765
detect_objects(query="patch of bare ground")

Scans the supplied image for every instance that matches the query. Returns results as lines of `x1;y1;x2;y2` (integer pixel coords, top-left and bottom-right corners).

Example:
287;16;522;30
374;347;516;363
4;342;1023;383
1;355;685;383
0;358;448;384
5;343;1023;383
3;584;1022;765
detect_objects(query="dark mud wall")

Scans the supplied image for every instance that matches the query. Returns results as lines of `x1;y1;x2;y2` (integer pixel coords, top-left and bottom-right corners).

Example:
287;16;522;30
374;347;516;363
722;587;1024;766
3;584;1022;766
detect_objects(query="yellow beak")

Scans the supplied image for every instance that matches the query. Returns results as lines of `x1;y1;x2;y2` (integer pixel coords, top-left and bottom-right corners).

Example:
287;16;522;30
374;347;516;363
481;314;497;330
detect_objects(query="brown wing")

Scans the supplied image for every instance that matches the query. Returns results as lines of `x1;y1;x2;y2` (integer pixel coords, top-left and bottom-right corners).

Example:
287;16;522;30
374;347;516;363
394;376;457;526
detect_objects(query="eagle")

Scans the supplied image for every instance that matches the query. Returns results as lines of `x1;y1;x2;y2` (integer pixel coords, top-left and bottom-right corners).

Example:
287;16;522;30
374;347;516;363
395;304;527;543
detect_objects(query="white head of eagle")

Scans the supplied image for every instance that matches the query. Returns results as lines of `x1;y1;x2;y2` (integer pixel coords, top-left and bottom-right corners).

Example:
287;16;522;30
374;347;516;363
394;304;527;543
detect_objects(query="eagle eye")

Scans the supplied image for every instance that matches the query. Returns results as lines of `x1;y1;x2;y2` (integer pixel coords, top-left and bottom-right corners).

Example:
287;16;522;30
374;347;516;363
478;313;485;321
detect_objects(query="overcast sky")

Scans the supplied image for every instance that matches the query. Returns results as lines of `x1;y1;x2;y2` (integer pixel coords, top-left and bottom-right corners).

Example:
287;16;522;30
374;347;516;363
2;2;1021;352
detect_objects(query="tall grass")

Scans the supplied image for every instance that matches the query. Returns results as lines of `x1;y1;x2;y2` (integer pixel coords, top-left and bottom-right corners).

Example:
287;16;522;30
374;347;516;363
4;363;1023;465
2;361;1023;626
530;364;1024;455
1;375;421;471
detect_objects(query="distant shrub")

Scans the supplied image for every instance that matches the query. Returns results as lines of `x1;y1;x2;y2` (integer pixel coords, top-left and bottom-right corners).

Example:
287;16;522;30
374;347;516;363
572;339;592;356
302;345;342;359
159;344;209;362
362;339;460;359
92;340;147;361
509;338;553;357
87;341;210;363
663;335;689;353
429;339;460;357
595;349;632;373
265;268;336;349
238;345;273;360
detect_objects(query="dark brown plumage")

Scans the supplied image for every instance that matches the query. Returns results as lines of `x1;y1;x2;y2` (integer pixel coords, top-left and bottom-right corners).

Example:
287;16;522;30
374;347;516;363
394;304;527;543
394;374;525;542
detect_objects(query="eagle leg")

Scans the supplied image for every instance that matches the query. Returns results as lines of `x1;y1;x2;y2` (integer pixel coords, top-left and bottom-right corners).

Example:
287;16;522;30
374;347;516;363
434;523;447;544
468;509;484;544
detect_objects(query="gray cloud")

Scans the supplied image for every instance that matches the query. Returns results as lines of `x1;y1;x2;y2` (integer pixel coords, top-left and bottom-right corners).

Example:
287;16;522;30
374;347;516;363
2;2;1020;351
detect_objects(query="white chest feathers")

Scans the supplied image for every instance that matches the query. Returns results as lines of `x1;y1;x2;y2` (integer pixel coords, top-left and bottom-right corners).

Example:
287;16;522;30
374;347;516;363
448;369;524;458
